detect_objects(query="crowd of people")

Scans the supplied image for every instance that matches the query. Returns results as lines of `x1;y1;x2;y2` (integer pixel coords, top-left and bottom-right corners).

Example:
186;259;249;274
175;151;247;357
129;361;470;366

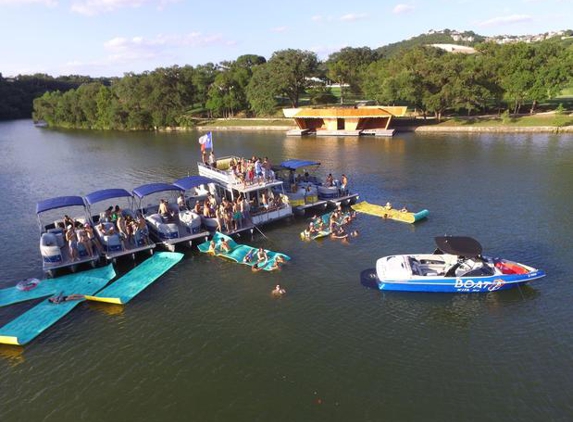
98;206;150;250
206;238;287;273
302;207;358;241
63;218;98;261
228;156;276;187
194;193;251;233
61;204;151;261
202;153;276;188
191;188;285;234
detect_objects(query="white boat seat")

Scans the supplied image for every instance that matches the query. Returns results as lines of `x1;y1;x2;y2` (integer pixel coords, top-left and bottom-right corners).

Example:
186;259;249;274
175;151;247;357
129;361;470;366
147;214;164;226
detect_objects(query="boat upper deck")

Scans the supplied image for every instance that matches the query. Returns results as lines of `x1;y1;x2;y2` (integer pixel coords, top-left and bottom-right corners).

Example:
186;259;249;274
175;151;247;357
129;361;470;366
197;157;283;193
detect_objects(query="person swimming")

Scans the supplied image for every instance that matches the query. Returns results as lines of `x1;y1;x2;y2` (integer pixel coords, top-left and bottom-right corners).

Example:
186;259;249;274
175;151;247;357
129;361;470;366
272;284;286;297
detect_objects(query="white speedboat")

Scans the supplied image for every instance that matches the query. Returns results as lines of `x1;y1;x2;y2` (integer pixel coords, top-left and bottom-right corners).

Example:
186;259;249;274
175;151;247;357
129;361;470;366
361;236;546;293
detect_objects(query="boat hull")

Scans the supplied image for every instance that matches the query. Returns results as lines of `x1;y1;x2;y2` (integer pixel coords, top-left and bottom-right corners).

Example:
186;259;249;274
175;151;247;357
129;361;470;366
360;268;546;293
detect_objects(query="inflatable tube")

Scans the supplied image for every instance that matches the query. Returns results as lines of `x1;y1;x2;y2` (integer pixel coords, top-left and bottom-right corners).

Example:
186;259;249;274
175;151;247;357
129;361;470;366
16;278;41;291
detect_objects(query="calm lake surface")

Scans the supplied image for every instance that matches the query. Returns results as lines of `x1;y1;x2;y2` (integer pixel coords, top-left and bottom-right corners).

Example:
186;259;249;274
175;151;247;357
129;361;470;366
0;119;572;422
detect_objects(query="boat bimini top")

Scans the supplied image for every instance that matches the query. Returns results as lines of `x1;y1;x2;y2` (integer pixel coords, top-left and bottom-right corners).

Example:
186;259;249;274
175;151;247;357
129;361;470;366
434;236;483;258
36;196;86;214
279;159;321;171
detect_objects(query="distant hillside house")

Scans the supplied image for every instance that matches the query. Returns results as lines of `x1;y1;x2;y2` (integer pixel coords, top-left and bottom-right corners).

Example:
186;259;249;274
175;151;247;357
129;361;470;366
283;106;408;137
429;44;477;54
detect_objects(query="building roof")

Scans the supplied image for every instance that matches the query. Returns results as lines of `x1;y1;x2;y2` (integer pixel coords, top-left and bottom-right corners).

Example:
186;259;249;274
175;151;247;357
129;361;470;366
287;106;407;119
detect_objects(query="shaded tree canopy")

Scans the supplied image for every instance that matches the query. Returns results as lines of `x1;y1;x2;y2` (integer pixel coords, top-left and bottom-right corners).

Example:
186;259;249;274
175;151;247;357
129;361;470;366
1;37;571;129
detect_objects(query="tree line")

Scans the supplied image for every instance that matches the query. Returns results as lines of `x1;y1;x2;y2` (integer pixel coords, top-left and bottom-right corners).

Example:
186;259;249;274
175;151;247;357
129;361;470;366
0;73;107;120
10;39;573;129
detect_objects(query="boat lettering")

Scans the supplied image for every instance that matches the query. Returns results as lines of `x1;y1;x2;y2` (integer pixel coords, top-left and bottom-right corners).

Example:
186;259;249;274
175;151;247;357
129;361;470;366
454;279;504;291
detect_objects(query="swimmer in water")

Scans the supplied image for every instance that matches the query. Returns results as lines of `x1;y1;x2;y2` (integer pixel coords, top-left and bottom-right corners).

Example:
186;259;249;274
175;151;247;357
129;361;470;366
272;284;286;297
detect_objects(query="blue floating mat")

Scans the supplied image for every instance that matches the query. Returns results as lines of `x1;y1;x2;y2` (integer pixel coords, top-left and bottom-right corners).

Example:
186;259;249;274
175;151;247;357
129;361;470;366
0;265;116;346
0;266;116;308
85;252;183;305
198;232;290;271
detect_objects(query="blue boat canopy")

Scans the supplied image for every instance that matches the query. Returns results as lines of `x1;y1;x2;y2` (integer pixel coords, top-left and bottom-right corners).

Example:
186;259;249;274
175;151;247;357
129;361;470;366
279;159;321;170
84;188;133;205
173;175;215;191
132;183;183;198
36;196;86;214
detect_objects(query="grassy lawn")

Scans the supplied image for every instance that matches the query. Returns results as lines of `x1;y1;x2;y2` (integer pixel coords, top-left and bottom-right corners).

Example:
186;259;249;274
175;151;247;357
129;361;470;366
439;114;573;127
197;118;293;127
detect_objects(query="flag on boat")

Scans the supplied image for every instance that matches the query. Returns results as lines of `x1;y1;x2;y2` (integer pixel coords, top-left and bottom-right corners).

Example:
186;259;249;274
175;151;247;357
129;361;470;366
198;131;213;151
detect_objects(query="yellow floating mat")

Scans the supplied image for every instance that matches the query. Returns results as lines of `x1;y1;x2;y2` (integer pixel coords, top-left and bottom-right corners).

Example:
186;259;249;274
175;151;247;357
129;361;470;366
351;201;429;224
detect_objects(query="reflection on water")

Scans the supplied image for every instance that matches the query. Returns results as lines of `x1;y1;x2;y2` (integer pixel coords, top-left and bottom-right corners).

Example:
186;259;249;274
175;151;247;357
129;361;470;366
0;345;25;366
0;120;572;422
86;301;125;317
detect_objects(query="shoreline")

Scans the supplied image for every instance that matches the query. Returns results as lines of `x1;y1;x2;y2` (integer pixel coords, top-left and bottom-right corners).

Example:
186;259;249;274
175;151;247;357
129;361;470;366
194;125;573;134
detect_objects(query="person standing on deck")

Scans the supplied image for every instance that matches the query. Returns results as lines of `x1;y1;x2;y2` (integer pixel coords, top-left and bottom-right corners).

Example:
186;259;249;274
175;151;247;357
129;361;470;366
65;225;79;261
209;150;216;168
340;174;348;195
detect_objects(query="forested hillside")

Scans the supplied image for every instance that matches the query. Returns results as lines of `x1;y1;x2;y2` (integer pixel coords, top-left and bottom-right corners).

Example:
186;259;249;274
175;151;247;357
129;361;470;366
2;30;572;130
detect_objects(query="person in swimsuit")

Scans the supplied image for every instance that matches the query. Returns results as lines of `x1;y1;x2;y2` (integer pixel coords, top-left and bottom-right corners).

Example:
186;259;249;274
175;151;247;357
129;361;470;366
269;255;286;271
177;193;187;210
49;293;85;304
84;223;102;255
243;249;255;263
158;199;169;218
256;247;268;265
220;239;232;253
65;225;79;261
272;284;286;297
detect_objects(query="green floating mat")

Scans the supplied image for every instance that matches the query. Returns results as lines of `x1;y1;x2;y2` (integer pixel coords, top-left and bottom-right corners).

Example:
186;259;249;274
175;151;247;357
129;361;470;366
85;252;183;305
198;232;290;271
0;266;116;308
0;265;116;346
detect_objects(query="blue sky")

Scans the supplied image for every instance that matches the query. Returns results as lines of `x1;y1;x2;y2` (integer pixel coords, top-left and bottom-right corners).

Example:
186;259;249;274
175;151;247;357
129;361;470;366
1;0;571;77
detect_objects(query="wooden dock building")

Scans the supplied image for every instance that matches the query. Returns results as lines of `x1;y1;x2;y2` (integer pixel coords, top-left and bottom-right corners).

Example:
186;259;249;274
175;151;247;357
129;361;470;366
283;106;408;137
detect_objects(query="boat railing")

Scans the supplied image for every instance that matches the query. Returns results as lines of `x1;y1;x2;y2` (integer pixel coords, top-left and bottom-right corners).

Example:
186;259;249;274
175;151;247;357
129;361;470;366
198;158;279;191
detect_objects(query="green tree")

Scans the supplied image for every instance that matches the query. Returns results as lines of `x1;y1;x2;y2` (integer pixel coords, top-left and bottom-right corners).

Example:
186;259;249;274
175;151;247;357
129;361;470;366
265;49;319;108
192;63;218;112
246;63;279;115
326;47;378;103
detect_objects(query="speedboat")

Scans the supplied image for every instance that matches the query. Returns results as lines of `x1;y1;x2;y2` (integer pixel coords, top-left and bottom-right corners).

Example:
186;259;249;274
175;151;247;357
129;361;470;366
84;188;156;261
132;182;209;251
36;195;99;275
361;236;546;293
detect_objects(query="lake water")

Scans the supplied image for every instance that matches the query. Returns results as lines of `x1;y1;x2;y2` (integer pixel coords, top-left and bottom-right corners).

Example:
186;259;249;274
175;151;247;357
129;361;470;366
0;119;572;422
